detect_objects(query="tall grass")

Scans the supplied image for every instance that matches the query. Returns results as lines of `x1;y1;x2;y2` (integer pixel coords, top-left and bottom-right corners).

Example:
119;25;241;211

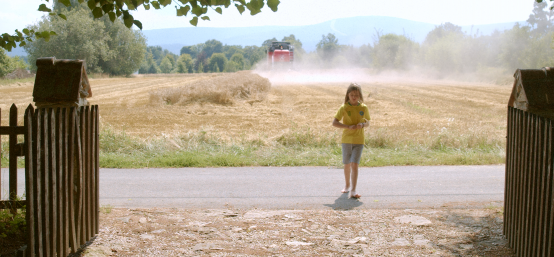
97;125;504;168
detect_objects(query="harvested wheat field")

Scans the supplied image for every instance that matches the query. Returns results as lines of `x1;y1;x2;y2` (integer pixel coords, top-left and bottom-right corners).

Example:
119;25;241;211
0;70;511;144
1;69;511;167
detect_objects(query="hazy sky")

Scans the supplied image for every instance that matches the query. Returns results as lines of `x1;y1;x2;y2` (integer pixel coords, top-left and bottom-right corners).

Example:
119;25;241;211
1;0;538;32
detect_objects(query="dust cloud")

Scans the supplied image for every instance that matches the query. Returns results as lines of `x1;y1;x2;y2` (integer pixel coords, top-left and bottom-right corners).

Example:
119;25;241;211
253;68;451;86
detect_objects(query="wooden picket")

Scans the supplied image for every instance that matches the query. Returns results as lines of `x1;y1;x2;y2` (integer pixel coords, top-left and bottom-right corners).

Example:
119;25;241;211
504;106;554;256
0;104;99;257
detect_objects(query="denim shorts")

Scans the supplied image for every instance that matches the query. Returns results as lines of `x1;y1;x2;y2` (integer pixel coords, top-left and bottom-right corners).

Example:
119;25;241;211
342;143;364;164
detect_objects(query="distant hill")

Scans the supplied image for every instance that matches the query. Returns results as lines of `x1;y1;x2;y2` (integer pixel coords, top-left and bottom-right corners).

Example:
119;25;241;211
6;16;522;57
141;16;521;55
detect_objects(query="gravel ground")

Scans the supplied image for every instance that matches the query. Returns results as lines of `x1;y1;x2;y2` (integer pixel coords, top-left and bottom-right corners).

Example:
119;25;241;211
78;206;514;256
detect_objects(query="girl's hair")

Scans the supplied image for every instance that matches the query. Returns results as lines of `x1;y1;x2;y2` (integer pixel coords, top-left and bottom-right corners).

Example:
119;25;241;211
344;83;364;103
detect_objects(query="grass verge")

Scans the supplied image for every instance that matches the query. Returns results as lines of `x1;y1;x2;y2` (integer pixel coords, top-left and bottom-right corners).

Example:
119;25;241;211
1;126;505;168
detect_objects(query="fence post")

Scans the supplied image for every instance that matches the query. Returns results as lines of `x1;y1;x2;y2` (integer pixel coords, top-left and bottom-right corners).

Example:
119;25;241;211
9;104;18;209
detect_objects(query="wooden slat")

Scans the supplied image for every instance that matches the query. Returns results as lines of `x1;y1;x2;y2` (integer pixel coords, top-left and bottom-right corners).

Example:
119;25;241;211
529;116;544;256
68;107;78;253
504;107;513;237
83;106;91;241
43;108;51;256
528;114;539;256
94;105;99;234
0;126;25;135
24;105;35;257
510;109;520;248
0;108;2;194
9;104;18;207
61;108;70;257
75;108;84;249
36;108;43;257
49;108;58;257
523;113;535;255
547;120;554;257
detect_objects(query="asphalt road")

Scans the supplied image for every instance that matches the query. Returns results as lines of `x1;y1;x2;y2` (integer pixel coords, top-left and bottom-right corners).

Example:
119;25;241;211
2;165;505;210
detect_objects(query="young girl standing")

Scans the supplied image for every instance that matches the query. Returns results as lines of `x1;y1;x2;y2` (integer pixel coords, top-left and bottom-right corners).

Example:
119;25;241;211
332;83;370;199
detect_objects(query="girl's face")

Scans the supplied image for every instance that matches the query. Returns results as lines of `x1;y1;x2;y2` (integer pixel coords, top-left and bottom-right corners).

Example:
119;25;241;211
348;90;360;105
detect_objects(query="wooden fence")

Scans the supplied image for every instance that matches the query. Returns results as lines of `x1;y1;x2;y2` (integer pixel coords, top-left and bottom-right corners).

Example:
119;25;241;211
0;104;99;257
505;106;553;256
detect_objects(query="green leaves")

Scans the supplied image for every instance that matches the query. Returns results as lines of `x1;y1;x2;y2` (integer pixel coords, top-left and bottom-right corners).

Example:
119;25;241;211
267;0;279;12
92;7;103;18
190;16;199;26
177;6;191;16
58;0;72;7
38;4;52;12
235;3;245;14
87;0;97;10
133;20;143;30
1;0;282;51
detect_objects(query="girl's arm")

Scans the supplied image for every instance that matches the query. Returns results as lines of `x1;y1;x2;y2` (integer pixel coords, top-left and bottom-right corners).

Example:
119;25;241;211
332;118;360;130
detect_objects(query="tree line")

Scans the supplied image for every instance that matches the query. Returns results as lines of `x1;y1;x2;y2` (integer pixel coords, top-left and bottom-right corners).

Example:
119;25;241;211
0;2;552;78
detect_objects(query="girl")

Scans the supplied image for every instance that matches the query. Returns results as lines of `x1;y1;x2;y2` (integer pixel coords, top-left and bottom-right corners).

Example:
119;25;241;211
332;83;370;199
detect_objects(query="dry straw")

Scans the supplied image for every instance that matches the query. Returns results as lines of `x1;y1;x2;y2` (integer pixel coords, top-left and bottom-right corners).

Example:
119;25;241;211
149;71;271;106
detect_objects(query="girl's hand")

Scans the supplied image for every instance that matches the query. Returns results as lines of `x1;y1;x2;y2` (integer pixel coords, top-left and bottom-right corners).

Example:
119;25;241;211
357;123;364;129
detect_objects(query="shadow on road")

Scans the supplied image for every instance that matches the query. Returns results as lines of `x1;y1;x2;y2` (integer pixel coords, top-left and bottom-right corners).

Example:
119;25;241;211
323;193;363;210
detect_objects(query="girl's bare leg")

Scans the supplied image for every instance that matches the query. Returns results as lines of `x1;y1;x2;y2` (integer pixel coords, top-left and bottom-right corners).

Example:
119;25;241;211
350;163;359;193
343;163;351;192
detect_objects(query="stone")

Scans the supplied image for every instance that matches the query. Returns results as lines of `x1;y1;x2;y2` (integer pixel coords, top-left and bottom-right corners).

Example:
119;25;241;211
116;217;130;223
391;238;410;246
139;217;147;223
394;215;432;226
151;229;166;234
285;241;314;246
459;244;473;250
140;234;155;240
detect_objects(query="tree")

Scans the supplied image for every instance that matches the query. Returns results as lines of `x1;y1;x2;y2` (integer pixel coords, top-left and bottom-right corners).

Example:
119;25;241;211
160;56;173;73
372;34;418;70
527;1;554;34
282;34;305;54
423;22;464;46
224;61;239;72
209;53;227;73
0;48;27;77
262;37;278;47
195;51;208;73
176;54;194;73
180;45;200;59
23;4;146;75
2;0;281;51
316;33;340;62
230;53;245;70
97;16;146;76
203;39;223;58
223;45;244;59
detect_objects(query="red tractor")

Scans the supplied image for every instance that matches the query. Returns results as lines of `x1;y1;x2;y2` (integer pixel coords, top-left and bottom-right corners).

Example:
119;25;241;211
266;41;294;69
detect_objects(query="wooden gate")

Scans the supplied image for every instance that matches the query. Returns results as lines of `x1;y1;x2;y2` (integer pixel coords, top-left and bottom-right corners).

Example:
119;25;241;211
504;68;554;256
0;104;99;257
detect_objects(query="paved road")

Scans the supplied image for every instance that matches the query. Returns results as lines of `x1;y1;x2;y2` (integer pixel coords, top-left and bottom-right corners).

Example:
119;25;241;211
2;165;505;209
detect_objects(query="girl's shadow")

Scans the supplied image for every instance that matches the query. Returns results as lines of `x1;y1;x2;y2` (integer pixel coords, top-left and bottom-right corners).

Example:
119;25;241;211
323;193;364;210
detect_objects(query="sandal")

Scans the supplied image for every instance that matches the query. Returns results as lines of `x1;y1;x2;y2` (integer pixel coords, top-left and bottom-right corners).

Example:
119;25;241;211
341;188;349;194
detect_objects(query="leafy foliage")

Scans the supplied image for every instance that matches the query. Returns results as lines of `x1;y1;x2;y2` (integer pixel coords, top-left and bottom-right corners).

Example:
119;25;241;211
0;49;28;78
2;0;281;52
23;5;146;75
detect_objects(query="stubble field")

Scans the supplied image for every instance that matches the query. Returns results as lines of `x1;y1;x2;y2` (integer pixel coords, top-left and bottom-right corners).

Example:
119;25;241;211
0;69;511;168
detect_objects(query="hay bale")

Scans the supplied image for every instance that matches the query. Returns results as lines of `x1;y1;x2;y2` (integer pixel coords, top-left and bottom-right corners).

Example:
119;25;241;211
4;69;35;79
150;71;271;105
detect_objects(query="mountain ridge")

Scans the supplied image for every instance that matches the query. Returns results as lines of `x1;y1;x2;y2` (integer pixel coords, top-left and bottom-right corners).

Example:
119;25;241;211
142;16;522;55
